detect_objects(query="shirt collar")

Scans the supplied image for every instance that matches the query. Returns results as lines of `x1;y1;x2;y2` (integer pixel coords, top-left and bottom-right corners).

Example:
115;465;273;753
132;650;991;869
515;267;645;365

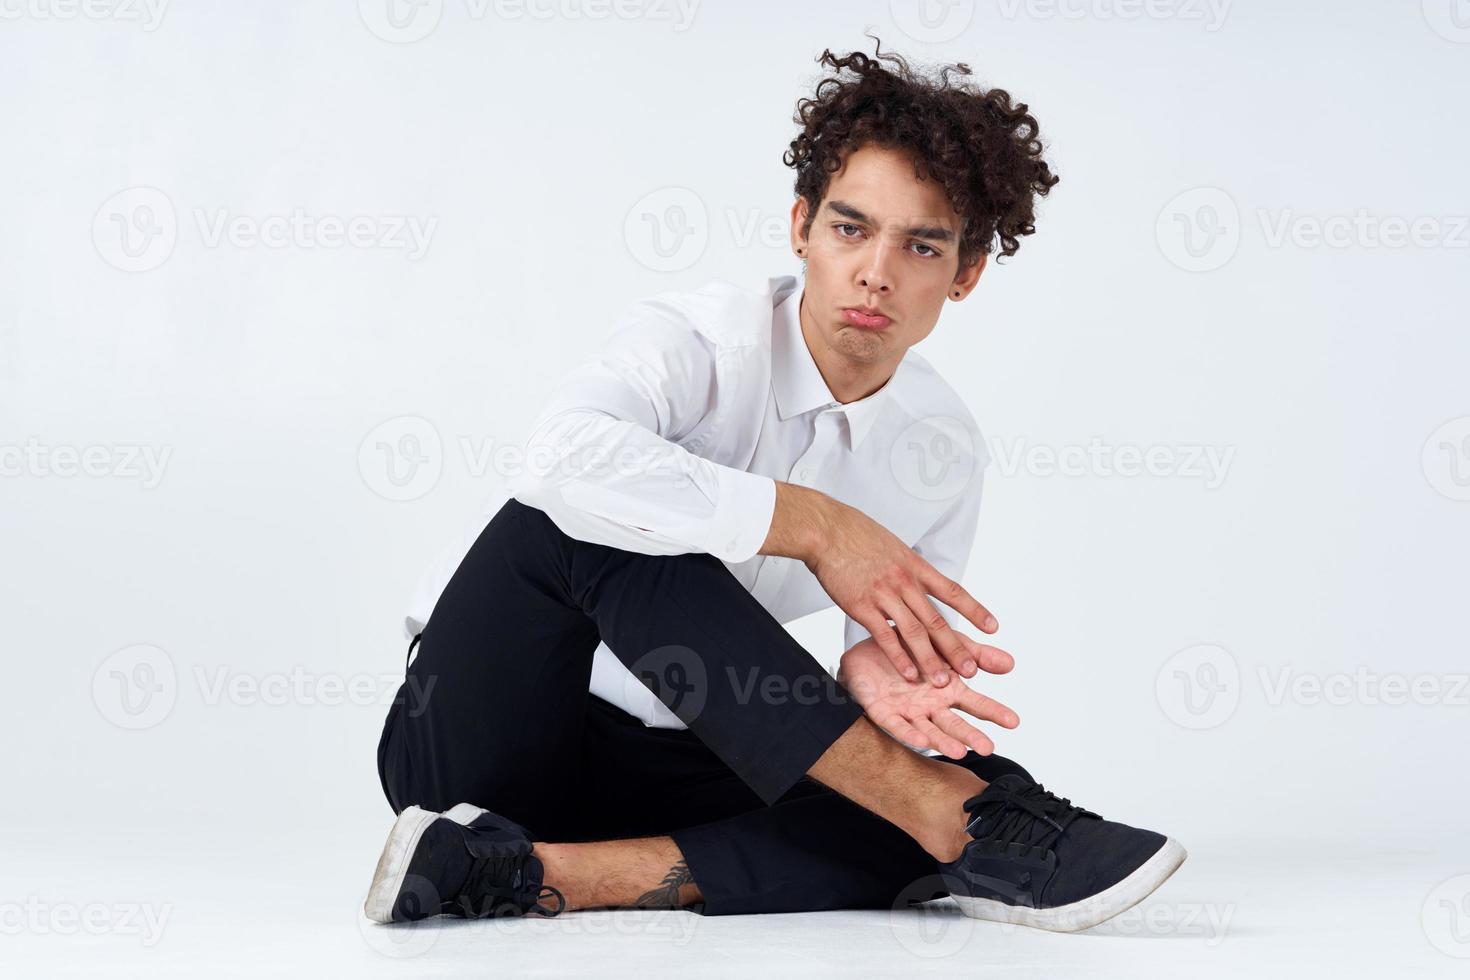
771;284;896;451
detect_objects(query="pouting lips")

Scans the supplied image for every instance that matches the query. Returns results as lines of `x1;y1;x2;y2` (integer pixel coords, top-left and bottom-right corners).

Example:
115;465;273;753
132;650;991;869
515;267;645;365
843;307;891;329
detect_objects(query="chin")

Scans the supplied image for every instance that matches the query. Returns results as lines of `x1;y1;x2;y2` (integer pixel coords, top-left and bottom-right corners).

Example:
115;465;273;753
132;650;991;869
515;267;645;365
832;330;888;360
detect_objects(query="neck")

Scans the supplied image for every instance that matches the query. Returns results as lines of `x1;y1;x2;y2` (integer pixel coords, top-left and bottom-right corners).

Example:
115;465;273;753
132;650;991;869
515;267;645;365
798;292;898;404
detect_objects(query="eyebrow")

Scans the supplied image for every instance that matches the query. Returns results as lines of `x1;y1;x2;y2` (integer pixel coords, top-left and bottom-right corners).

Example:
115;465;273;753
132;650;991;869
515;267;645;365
824;199;956;244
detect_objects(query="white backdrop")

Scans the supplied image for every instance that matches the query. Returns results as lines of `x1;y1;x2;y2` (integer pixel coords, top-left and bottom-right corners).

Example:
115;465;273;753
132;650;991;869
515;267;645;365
2;2;1467;976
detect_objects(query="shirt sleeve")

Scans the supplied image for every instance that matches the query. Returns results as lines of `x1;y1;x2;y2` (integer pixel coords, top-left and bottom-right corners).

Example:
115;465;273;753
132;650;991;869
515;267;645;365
842;466;987;655
505;311;777;563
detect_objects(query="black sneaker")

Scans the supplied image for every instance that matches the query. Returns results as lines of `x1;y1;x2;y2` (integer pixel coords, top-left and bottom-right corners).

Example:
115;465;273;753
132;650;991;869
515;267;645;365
937;774;1186;933
363;803;566;923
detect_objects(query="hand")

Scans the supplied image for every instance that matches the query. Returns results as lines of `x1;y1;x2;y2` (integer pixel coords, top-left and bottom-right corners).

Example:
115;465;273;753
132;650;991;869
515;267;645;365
795;489;999;687
837;636;1019;759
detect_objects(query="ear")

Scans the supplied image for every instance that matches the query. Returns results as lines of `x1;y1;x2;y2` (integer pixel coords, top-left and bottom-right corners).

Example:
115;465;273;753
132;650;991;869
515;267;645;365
950;253;987;299
789;197;812;254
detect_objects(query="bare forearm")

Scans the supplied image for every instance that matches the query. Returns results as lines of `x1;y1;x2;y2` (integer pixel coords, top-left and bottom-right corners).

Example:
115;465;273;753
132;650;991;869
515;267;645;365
758;481;841;563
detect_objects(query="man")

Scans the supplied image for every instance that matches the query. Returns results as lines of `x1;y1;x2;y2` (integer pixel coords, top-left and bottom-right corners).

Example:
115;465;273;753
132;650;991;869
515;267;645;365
366;40;1185;932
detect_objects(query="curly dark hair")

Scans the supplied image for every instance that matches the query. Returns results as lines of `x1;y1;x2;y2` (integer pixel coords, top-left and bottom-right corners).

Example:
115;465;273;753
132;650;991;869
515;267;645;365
783;35;1060;269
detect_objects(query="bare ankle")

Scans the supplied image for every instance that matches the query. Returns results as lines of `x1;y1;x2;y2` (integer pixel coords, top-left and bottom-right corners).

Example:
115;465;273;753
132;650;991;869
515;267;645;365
917;768;987;863
535;839;703;911
808;717;987;863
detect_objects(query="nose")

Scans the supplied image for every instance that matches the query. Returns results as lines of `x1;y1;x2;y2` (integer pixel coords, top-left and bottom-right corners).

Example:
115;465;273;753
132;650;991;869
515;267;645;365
857;240;895;293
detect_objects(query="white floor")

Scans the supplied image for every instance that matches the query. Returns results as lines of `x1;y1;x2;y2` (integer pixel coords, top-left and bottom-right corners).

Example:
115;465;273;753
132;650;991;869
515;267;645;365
6;822;1467;978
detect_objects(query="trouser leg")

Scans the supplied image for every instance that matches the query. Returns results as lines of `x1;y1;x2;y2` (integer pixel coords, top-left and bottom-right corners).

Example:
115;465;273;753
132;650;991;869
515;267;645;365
376;497;865;836
571;697;1036;916
668;752;1036;915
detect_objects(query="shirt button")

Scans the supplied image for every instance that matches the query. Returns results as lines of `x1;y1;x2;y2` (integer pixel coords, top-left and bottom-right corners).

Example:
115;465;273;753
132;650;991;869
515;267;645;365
726;538;738;551
799;467;811;480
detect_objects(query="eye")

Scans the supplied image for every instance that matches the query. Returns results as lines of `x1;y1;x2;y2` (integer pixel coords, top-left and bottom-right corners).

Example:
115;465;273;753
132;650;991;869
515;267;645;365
911;242;940;258
834;223;864;239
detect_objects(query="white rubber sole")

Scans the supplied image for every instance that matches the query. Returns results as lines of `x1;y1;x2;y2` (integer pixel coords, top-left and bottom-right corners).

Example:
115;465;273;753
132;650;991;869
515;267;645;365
952;837;1188;934
362;803;490;923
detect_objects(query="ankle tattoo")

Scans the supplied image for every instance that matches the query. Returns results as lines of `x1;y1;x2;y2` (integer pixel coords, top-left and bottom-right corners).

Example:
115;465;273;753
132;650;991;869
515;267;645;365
632;859;693;909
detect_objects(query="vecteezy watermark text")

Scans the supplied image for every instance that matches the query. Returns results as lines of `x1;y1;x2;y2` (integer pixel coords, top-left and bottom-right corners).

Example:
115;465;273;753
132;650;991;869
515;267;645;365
0;898;171;946
93;187;437;272
989;436;1235;488
0;439;171;488
1157;187;1470;272
1157;644;1470;730
0;0;168;30
357;0;700;43
91;644;438;730
357;415;1239;503
994;0;1230;31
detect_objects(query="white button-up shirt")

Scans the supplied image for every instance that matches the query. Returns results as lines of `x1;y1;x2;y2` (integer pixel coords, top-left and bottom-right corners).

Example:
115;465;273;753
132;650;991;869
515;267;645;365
404;272;990;729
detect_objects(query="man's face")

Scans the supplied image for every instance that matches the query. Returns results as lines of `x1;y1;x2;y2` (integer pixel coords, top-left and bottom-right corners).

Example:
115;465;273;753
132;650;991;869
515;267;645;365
790;142;985;374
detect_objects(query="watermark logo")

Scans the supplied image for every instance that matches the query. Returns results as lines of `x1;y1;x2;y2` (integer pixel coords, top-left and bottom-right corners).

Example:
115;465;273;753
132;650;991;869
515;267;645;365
0;0;169;30
192;208;436;258
93;651;436;726
624;195;954;269
1423;0;1470;43
725;665;853;712
482;905;699;940
1155;643;1239;730
891;415;978;502
995;0;1230;30
1257;209;1470;251
0;899;172;946
92;644;178;730
93;186;177;273
1160;186;1470;270
1159;647;1469;728
483;0;698;29
0;439;172;488
358;0;699;39
352;420;727;502
1258;666;1469;708
359;415;444;502
1423;416;1470;502
1423;874;1470;958
193;666;436;714
488;906;700;941
1085;900;1234;944
620;644;708;725
888;876;975;957
358;0;444;42
988;436;1234;488
624;187;708;272
1157;187;1240;272
357;893;443;958
889;0;975;43
93;186;437;271
359;860;694;956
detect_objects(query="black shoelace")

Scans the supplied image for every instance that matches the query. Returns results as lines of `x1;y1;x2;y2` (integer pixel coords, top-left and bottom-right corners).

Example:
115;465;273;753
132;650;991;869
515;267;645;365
962;781;1097;849
457;844;566;918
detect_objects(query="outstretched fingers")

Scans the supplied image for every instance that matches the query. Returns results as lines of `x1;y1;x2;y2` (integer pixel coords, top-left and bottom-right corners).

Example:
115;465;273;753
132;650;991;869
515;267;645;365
914;715;967;759
960;636;1015;675
873;706;930;750
919;564;999;635
954;686;1020;731
931;709;995;757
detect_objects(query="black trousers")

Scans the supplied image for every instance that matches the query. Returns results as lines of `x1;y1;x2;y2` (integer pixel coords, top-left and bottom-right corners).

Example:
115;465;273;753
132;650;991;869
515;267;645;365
376;497;1033;915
